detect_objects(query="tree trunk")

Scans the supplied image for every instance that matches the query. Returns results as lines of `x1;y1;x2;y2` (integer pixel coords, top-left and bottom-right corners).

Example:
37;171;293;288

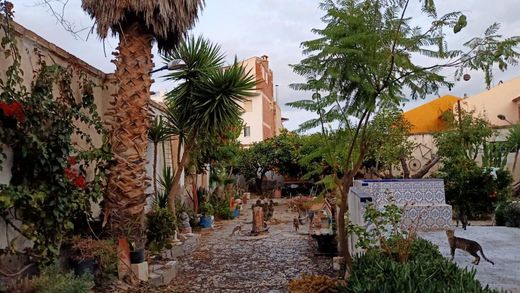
153;142;158;196
411;155;440;179
168;141;192;213
400;156;410;179
338;145;367;275
104;23;153;235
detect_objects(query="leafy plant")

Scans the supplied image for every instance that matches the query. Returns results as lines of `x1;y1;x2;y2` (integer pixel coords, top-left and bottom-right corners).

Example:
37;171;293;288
5;264;94;293
146;208;177;253
495;200;520;227
70;236;117;282
340;243;497;293
199;201;214;216
348;200;417;263
153;166;174;209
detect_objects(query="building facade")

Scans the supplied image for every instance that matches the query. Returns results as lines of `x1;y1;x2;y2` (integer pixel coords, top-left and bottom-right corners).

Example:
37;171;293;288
238;56;283;146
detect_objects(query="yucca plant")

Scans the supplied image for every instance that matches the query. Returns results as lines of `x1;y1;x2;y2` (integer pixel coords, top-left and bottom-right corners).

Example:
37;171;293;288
153;166;174;209
162;36;257;212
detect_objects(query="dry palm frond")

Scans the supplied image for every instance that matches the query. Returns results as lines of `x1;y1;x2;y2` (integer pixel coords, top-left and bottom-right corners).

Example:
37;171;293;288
81;0;204;52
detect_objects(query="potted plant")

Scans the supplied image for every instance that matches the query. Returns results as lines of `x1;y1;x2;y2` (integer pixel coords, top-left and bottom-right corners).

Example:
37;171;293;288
128;235;146;264
71;237;97;276
199;202;214;228
70;236;118;280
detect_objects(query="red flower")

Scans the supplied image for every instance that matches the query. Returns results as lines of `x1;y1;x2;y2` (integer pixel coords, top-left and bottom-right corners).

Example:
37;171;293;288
74;176;86;189
0;101;25;123
64;167;78;181
68;156;77;166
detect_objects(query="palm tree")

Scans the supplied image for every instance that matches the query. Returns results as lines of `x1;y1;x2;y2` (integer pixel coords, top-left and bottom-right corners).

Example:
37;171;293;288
81;1;204;234
163;36;256;212
148;116;172;196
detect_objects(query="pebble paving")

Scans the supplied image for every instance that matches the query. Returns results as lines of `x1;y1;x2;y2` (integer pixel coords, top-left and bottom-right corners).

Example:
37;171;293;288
167;198;335;292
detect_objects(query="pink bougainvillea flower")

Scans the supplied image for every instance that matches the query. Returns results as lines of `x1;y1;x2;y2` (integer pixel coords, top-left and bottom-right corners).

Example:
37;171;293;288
68;156;77;166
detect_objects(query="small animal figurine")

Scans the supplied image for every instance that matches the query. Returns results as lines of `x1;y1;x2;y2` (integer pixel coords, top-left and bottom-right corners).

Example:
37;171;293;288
293;217;299;232
230;224;242;237
446;229;494;265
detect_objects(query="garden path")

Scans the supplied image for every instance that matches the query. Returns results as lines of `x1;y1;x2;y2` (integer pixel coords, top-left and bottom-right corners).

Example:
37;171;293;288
165;198;335;292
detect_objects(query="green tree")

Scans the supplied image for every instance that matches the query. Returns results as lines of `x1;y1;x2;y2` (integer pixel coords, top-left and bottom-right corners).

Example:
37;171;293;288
290;0;519;271
435;109;512;222
163;36;256;213
238;130;304;192
364;108;415;178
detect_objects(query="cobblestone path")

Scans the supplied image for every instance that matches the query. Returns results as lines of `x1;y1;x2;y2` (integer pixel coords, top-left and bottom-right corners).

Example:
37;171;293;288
168;198;335;292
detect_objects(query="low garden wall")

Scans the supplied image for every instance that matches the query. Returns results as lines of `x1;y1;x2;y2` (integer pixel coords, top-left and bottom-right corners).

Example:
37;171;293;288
348;179;452;254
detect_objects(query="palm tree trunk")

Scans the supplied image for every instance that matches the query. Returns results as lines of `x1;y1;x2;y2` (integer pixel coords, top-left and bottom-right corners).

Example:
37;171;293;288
104;23;153;235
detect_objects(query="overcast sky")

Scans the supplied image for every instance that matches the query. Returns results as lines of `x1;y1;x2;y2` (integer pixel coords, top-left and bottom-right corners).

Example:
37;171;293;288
11;0;520;131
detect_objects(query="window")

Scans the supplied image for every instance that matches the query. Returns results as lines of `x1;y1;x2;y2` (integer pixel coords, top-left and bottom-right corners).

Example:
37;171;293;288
244;100;253;112
244;126;251;137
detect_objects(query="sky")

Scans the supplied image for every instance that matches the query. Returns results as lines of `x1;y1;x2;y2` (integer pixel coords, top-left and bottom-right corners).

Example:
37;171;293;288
10;0;520;131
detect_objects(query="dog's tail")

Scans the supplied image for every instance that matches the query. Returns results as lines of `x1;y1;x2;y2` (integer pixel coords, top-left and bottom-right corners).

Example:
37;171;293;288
480;248;495;265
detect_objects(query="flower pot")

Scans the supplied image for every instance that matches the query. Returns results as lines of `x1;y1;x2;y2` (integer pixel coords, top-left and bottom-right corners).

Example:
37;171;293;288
130;248;145;264
233;208;240;219
73;258;96;276
199;216;213;228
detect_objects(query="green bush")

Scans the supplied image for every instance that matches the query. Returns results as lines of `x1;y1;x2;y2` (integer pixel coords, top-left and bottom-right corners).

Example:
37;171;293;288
340;238;497;293
213;199;233;220
146;208;177;252
199;202;214;216
496;200;520;227
5;265;94;293
495;201;508;226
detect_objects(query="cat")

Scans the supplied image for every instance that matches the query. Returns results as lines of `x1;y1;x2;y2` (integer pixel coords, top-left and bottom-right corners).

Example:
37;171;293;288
446;229;494;265
230;224;242;237
293;217;299;232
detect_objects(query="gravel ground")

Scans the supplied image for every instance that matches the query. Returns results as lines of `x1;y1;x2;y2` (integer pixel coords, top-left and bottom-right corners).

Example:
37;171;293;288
420;226;520;292
165;198;335;293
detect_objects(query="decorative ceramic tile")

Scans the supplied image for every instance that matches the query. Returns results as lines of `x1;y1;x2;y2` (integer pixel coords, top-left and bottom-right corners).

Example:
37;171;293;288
350;179;452;232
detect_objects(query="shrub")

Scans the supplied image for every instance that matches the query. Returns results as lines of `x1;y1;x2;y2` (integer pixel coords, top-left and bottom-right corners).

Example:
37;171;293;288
495;201;509;226
70;237;117;281
339;238;497;293
199;202;214;216
146;208;177;253
213;199;233;220
6;265;94;293
503;201;520;227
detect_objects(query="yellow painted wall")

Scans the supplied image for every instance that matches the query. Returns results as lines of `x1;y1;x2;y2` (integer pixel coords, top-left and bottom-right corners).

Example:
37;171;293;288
404;95;461;134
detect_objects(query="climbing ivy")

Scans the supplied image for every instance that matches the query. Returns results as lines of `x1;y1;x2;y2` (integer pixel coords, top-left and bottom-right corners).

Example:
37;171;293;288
0;1;110;263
